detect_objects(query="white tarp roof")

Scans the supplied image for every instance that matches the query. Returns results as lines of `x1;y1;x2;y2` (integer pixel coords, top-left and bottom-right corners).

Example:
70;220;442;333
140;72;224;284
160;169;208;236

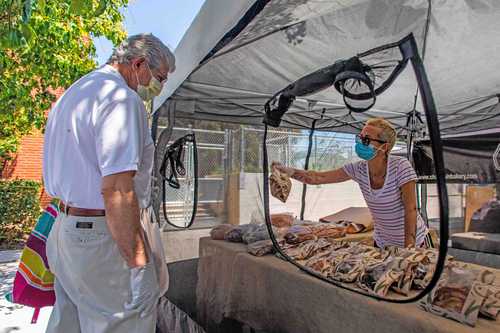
155;0;500;136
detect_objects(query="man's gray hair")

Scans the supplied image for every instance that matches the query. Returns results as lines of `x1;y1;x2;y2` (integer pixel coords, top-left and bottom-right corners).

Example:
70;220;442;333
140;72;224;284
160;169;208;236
107;33;176;72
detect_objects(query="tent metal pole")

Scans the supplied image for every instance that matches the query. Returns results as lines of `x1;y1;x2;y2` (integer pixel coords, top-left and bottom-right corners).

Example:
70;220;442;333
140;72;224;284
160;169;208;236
300;122;315;220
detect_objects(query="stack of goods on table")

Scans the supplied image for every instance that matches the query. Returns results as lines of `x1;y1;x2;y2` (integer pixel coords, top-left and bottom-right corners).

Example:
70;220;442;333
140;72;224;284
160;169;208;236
281;236;442;295
210;212;369;257
280;229;500;326
286;229;500;326
419;263;500;326
209;216;288;257
209;215;500;326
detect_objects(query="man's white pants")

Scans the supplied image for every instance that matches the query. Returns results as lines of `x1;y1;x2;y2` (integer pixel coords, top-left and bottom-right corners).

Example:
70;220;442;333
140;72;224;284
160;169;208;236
45;213;158;333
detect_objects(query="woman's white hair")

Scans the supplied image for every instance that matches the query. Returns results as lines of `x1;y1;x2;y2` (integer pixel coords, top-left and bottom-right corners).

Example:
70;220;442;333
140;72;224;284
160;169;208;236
107;33;176;72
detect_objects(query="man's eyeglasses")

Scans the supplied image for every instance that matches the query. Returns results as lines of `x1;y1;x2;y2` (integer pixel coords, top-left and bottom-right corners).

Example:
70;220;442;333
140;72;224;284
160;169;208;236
356;134;386;146
153;72;168;85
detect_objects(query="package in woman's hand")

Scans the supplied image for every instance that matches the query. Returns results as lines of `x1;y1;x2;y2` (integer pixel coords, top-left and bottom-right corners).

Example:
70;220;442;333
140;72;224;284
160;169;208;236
270;169;292;203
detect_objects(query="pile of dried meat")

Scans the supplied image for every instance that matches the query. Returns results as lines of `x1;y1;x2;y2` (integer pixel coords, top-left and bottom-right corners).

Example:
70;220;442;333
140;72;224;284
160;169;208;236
209;219;500;326
419;263;500;326
210;214;365;257
281;234;500;326
281;238;441;295
210;223;277;244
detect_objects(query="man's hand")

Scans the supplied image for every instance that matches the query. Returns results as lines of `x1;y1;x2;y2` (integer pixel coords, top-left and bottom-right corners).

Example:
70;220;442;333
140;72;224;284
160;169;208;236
101;171;148;268
124;262;160;318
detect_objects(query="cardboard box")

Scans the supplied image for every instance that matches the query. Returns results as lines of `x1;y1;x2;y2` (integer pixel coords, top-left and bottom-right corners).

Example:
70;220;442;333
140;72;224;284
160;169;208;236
320;207;374;231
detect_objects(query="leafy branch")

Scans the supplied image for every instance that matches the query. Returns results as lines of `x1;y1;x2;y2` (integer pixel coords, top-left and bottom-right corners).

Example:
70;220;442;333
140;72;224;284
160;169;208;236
0;0;129;159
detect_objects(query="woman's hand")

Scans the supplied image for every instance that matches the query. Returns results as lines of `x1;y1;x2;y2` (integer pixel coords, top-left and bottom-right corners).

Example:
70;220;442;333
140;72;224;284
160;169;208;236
272;161;295;177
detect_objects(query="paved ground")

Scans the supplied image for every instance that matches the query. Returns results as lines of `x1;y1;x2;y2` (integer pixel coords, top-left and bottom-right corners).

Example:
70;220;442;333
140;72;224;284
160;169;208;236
0;251;51;333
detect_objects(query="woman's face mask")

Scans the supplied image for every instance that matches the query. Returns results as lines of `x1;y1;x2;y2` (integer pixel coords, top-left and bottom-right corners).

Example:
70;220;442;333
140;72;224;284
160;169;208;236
355;135;385;161
135;62;163;101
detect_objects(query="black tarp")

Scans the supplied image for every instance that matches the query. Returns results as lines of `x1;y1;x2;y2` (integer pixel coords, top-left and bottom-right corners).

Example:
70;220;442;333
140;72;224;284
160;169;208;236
156;0;500;136
413;131;500;183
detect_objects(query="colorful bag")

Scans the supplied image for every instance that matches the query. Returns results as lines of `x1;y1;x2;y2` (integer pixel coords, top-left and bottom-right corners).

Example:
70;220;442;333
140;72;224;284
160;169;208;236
5;200;59;323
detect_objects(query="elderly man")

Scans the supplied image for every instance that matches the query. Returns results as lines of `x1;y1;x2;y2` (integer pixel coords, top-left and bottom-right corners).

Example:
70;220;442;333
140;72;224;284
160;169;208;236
43;33;175;332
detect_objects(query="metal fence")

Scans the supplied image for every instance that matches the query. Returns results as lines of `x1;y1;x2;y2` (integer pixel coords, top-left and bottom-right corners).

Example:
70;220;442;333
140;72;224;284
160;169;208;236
158;124;360;229
239;128;357;172
158;126;228;229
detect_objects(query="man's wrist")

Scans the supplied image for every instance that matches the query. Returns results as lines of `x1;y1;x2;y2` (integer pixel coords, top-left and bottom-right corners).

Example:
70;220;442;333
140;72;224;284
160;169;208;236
127;253;148;268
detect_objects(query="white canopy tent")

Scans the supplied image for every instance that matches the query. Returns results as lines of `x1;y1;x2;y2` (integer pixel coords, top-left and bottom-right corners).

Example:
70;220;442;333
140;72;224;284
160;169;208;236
148;3;500;322
154;0;500;136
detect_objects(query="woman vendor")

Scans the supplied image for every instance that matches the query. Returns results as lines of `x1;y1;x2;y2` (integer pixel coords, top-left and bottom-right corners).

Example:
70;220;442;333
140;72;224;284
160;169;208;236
273;118;428;248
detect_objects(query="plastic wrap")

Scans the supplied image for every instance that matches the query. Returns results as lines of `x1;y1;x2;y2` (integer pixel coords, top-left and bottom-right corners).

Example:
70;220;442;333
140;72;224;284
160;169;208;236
480;285;500;320
331;255;368;283
269;169;292;203
242;224;273;244
210;224;236;240
283;238;331;261
270;213;294;228
419;266;491;326
310;224;346;239
284;225;316;244
224;224;259;243
247;240;275;257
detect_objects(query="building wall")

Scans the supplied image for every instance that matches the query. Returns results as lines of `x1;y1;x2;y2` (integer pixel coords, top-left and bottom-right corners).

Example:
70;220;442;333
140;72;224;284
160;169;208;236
1;130;52;207
1;88;63;208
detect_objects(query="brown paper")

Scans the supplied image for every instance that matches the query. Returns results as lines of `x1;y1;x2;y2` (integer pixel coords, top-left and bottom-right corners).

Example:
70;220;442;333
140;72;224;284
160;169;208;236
320;207;374;231
419;266;490;326
480;285;500;320
247;240;275;257
270;169;292;203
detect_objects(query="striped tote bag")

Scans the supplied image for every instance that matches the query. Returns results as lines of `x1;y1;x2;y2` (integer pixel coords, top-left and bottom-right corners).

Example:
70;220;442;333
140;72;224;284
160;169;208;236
5;200;59;323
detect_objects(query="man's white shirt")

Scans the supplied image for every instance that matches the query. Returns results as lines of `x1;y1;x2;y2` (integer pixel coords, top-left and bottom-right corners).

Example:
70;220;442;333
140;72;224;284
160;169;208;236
43;65;154;209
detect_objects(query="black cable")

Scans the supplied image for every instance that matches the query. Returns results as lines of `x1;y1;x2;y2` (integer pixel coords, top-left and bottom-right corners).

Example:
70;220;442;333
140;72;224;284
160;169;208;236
409;0;432;127
159;133;199;229
262;34;449;304
404;34;449;302
152;102;177;227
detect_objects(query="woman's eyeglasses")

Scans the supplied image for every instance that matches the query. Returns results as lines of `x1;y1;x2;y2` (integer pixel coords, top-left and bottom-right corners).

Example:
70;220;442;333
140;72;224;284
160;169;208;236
356;134;386;146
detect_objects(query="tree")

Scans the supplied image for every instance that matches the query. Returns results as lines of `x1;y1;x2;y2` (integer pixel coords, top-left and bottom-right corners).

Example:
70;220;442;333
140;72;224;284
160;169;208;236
0;0;128;159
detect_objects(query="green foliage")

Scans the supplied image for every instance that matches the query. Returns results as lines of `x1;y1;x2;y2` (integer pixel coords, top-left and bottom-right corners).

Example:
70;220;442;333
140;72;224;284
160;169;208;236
0;0;129;159
0;179;41;248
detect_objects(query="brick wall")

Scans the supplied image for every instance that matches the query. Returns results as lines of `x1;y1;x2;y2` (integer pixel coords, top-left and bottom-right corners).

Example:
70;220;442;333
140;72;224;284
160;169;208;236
1;87;64;208
1;130;52;207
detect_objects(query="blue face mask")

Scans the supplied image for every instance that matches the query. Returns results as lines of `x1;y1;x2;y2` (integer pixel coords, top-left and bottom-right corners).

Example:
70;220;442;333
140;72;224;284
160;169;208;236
355;137;378;161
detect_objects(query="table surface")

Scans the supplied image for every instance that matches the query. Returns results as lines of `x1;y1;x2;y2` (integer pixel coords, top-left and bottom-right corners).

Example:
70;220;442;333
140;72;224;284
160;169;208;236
338;230;374;243
196;237;500;333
